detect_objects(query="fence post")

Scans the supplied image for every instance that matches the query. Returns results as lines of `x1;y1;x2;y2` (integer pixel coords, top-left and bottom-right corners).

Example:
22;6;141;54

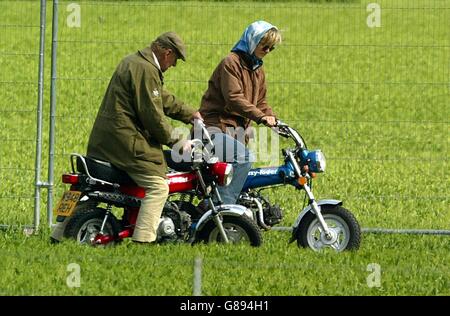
33;0;47;231
47;0;59;226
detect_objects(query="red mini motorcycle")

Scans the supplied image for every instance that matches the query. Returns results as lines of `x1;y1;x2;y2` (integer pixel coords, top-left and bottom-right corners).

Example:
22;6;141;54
54;122;262;246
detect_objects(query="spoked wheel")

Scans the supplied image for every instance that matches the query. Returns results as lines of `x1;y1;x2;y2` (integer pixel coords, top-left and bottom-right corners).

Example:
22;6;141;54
197;215;262;247
64;207;121;246
51;201;99;242
296;205;361;251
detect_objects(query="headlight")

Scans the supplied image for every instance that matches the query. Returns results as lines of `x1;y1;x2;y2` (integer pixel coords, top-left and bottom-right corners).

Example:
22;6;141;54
302;150;326;173
223;163;234;186
210;162;234;186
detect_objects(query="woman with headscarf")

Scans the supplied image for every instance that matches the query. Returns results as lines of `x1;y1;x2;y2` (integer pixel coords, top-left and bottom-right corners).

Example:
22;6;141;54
198;21;282;205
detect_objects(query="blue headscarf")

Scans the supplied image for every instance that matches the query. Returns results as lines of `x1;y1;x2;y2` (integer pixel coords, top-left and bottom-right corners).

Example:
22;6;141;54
231;21;277;70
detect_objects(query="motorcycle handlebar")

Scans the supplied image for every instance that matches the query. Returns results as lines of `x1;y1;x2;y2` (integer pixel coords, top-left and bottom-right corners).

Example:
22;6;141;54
275;119;288;128
272;119;290;138
190;119;215;162
193;119;214;148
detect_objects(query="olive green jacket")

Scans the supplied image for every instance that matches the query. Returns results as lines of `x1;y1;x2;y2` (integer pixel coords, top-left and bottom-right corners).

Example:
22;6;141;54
87;46;196;178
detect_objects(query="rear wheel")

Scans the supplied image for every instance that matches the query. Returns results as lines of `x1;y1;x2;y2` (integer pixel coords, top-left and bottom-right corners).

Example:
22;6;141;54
296;205;361;251
197;215;262;247
64;207;121;245
51;201;99;242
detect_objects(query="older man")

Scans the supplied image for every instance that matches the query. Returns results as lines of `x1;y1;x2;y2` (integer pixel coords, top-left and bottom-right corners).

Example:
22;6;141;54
51;32;202;244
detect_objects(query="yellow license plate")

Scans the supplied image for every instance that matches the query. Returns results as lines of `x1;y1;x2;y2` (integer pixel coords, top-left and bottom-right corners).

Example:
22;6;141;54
54;191;82;217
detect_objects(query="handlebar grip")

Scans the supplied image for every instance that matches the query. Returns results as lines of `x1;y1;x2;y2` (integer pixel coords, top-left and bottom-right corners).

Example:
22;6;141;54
275;119;286;127
193;118;205;128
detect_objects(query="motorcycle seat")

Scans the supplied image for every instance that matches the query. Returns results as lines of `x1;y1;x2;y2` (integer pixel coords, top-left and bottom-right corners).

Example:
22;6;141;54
163;150;193;172
76;155;136;186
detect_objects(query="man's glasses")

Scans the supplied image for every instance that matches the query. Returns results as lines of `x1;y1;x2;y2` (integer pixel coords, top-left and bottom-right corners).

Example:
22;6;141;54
262;45;275;52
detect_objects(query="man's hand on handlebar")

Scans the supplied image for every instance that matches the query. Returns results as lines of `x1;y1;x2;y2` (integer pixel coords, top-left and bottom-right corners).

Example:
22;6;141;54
181;139;194;154
260;115;277;127
190;111;204;124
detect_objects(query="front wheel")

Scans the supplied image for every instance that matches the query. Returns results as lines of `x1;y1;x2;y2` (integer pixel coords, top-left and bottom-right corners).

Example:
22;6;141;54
64;207;121;246
197;215;263;247
296;205;361;251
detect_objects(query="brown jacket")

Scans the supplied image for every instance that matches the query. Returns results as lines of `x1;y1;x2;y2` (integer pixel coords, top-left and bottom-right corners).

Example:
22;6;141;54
87;46;196;178
199;52;275;139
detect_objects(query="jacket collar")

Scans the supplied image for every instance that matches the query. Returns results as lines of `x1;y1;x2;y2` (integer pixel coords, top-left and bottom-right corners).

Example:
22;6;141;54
233;51;262;71
138;46;164;84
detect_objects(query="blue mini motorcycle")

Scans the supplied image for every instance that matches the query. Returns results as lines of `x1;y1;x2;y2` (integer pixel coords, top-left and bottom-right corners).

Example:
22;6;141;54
236;120;361;251
168;120;361;251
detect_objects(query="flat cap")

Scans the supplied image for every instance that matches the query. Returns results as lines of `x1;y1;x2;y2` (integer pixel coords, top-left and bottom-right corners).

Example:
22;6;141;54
155;31;186;61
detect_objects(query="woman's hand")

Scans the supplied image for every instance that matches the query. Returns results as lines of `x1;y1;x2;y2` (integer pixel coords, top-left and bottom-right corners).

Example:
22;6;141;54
260;115;276;127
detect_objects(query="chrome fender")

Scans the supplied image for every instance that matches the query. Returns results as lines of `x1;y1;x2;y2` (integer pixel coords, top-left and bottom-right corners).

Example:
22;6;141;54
195;204;254;232
292;199;343;229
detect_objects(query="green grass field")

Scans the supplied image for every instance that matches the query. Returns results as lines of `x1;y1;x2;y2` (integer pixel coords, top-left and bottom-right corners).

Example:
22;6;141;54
0;0;448;296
